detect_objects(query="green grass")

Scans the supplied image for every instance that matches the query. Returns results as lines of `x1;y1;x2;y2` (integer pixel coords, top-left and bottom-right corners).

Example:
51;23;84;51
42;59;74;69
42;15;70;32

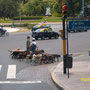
46;17;62;22
0;19;12;23
0;16;62;24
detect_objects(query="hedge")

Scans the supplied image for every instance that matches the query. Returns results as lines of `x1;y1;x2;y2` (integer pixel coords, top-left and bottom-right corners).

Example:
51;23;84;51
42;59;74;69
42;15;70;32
12;16;43;20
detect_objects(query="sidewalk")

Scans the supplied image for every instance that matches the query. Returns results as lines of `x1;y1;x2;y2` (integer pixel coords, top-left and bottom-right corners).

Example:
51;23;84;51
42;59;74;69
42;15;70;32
4;27;20;32
51;52;90;90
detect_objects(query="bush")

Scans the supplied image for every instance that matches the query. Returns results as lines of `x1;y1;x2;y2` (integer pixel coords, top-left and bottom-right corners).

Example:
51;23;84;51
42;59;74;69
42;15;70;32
52;12;61;17
22;23;36;29
12;16;43;20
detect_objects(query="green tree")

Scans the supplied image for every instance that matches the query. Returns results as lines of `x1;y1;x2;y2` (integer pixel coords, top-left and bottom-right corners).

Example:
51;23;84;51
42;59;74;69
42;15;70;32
67;0;90;17
0;0;18;20
50;0;62;16
21;0;46;16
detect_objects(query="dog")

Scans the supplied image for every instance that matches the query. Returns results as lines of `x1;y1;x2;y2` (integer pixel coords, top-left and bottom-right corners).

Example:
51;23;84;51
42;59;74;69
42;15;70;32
17;52;28;61
51;54;61;62
8;50;20;59
35;49;44;55
8;49;24;59
41;53;54;64
26;51;33;62
41;53;61;63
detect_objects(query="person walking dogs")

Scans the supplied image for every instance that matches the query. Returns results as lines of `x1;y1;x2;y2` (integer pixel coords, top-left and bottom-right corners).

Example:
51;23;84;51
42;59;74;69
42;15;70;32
26;36;31;52
30;38;38;55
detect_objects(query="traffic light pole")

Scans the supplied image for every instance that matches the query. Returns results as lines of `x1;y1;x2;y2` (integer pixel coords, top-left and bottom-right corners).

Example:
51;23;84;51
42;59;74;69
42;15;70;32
62;0;67;74
63;17;67;74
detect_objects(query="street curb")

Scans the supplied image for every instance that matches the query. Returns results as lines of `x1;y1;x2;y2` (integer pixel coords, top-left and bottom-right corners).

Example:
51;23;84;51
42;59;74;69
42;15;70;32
51;72;67;90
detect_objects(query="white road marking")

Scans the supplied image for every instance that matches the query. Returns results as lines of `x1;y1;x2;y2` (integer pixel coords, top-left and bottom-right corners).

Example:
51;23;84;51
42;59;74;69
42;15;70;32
7;65;16;79
0;65;2;71
0;81;42;84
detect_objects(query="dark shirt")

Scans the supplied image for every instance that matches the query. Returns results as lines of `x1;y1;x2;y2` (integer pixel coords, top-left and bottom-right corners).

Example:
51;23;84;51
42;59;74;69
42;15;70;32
26;40;30;52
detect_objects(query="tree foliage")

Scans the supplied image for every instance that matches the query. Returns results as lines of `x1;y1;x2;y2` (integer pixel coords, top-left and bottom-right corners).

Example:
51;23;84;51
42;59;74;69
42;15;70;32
21;0;46;16
0;0;18;19
0;0;90;19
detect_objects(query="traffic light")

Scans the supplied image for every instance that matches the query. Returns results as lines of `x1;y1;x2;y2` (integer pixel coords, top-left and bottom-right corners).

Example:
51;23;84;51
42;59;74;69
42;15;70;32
59;30;63;39
62;5;67;19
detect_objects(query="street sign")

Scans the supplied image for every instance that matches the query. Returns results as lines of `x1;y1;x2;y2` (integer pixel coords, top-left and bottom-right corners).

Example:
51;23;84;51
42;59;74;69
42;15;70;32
68;21;90;30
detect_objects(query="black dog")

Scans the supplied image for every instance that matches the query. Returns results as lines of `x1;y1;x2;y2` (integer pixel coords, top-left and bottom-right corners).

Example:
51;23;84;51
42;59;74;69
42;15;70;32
17;52;28;61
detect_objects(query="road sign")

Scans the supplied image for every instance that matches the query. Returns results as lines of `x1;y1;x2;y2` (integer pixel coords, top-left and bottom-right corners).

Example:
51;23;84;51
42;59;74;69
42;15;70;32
68;21;90;30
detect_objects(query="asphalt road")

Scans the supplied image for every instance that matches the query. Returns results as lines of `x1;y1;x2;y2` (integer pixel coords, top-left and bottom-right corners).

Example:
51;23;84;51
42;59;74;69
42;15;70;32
0;24;90;90
0;31;60;90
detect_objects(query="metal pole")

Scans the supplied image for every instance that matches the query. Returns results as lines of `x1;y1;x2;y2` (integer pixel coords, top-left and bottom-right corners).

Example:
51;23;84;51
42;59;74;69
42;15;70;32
68;68;69;78
62;0;67;74
82;0;84;17
66;20;69;56
19;0;21;25
63;18;67;74
66;19;69;78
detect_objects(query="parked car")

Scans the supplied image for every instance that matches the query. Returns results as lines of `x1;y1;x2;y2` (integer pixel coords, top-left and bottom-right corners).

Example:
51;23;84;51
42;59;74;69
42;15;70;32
32;24;51;32
32;28;59;40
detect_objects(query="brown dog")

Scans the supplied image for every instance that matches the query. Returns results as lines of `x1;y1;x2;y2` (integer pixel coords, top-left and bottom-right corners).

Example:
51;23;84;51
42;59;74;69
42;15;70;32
35;49;44;55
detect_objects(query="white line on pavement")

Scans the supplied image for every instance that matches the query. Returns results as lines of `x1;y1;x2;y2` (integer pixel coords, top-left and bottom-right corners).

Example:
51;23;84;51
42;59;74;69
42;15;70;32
7;65;16;79
0;81;42;84
0;65;2;71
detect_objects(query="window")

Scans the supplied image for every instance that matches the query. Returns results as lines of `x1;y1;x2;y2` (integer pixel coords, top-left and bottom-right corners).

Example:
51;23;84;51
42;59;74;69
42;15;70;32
41;26;44;28
44;30;47;32
48;30;53;32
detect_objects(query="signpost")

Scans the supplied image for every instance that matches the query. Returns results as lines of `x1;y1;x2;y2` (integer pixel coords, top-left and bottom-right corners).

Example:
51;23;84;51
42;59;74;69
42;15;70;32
68;21;90;30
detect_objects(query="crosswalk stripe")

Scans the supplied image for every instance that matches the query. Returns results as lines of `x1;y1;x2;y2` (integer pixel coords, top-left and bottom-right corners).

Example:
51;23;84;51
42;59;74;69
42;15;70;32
0;81;42;84
7;65;16;79
0;65;2;71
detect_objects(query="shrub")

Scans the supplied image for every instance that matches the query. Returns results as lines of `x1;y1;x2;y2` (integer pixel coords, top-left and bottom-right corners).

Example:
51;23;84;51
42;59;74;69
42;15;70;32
22;23;36;29
12;16;43;20
52;12;61;17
